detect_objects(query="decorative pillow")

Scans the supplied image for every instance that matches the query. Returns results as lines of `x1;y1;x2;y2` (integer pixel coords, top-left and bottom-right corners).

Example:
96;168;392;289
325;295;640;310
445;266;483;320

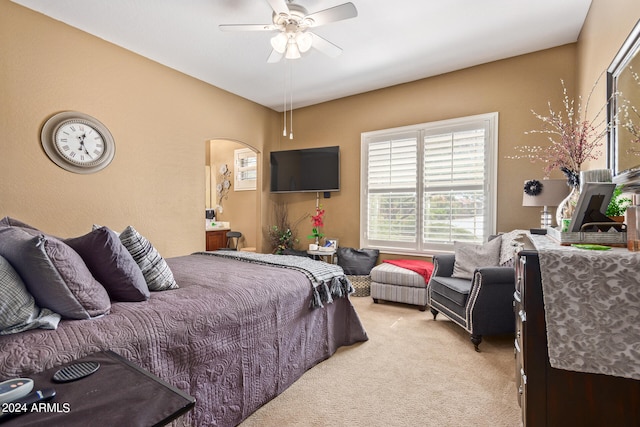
0;216;41;232
452;235;503;280
0;255;61;335
0;226;111;319
93;224;119;236
337;247;380;275
119;226;178;291
0;216;36;230
65;227;150;302
0;216;64;242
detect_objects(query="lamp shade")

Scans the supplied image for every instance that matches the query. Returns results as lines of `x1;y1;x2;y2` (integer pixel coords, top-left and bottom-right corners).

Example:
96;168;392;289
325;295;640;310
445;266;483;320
270;33;288;53
285;38;301;59
296;32;313;53
522;179;569;207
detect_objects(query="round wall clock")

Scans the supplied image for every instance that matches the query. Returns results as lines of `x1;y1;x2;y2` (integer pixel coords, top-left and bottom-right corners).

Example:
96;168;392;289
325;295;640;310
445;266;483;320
41;111;115;174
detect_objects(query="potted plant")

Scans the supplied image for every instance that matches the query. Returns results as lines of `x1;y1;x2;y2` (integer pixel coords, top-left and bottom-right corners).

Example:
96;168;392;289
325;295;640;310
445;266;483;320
266;201;308;254
606;186;632;222
307;206;325;246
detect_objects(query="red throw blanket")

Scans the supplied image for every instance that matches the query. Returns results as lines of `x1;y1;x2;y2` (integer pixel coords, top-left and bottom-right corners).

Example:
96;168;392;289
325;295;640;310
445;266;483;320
383;259;434;283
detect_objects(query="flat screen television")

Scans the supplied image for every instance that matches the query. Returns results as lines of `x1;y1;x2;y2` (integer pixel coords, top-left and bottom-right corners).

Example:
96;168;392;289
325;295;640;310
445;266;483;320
270;146;340;193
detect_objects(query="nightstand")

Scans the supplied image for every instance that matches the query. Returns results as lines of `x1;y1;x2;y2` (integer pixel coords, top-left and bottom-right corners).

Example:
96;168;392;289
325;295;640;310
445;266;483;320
307;249;336;264
2;351;195;426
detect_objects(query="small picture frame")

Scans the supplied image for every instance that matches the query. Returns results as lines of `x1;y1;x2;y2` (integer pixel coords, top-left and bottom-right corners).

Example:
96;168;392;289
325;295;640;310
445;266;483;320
325;238;339;249
569;183;616;232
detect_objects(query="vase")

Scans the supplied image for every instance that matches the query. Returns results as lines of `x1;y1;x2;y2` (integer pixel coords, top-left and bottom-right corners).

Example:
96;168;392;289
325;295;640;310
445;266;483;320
556;185;580;229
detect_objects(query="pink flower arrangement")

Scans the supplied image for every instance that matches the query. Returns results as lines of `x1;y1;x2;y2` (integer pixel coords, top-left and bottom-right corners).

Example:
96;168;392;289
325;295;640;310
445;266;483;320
508;79;611;182
307;206;325;241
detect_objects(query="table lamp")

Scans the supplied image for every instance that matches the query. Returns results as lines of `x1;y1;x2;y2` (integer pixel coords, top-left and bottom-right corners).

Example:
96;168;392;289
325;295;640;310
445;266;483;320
522;179;570;228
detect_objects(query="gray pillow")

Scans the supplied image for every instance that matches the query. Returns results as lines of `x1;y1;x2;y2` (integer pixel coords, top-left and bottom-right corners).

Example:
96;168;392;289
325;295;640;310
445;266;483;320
0;226;111;319
0;255;61;335
452;235;502;280
65;227;150;302
0;216;40;231
119;226;178;291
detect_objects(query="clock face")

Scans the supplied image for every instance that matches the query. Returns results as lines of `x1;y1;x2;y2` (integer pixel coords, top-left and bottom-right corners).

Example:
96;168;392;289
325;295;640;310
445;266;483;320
54;121;106;165
41;111;115;174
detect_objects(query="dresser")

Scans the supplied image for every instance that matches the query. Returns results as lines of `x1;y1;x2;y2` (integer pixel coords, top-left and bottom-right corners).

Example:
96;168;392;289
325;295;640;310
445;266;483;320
515;246;640;426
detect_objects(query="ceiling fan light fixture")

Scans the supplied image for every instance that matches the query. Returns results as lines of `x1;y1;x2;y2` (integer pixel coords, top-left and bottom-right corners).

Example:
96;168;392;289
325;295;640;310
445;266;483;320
222;1;357;63
270;32;288;53
285;39;301;59
296;32;313;53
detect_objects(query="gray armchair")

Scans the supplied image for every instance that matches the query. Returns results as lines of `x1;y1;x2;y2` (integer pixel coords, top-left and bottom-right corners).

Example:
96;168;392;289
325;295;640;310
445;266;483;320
427;249;515;351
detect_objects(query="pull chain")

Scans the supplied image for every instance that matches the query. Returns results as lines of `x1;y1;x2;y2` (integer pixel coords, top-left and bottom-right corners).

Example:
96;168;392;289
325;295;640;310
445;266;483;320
289;60;294;140
281;59;295;140
282;60;287;136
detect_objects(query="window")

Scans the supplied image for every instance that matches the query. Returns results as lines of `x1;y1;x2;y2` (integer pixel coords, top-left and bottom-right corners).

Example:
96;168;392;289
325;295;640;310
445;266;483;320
360;113;498;255
234;148;257;191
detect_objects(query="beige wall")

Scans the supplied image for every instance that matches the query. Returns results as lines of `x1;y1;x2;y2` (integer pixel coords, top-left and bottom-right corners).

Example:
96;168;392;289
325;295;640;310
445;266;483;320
576;0;640;171
577;0;640;102
1;1;277;257
277;45;578;251
3;1;639;259
272;1;640;255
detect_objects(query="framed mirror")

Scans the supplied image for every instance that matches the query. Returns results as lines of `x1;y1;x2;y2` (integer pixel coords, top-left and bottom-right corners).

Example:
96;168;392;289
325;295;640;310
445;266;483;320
608;19;640;191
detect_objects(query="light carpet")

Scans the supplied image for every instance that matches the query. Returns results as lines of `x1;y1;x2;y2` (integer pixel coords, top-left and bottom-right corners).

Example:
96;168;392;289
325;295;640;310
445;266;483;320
240;296;521;427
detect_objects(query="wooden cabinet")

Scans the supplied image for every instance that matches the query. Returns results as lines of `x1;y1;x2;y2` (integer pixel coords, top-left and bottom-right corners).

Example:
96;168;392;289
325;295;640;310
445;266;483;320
515;250;640;426
206;230;227;251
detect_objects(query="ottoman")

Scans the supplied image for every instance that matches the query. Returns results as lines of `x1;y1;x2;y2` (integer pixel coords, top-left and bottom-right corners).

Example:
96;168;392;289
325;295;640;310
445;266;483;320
370;262;431;311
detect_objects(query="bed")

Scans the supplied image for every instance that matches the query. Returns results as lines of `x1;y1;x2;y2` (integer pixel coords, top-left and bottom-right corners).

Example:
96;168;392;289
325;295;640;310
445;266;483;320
0;223;368;426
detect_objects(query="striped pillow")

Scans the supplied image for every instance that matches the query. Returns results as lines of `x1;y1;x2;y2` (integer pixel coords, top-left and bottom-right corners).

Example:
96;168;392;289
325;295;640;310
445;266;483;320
0;255;61;334
119;226;178;291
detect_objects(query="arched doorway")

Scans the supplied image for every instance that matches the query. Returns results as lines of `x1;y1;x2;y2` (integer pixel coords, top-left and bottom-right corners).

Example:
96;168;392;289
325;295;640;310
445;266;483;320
205;139;260;251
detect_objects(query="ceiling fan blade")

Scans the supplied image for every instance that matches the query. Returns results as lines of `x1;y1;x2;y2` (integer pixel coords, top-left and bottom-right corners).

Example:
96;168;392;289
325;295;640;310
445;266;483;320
219;24;276;32
310;33;343;58
266;0;290;16
267;49;283;63
305;2;358;27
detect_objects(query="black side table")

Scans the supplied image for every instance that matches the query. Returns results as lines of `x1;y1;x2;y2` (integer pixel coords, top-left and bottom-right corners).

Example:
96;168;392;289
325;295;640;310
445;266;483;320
1;350;195;426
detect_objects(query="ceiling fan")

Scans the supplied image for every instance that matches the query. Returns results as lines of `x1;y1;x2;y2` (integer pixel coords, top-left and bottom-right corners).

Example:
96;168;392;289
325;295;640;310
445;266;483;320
219;0;358;63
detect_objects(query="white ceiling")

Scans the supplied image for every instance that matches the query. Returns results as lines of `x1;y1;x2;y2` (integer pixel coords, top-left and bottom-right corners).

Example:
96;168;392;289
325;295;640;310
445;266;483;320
12;0;592;112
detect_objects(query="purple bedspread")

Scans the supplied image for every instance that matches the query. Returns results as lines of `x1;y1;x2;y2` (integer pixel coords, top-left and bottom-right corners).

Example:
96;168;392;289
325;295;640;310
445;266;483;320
0;254;368;426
